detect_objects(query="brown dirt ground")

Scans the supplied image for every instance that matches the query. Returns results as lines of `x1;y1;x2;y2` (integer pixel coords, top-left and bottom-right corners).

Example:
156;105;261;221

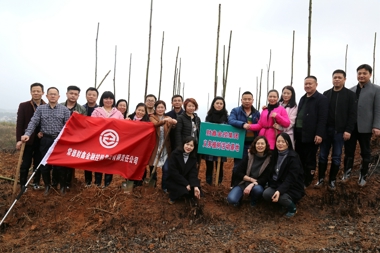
1;138;380;252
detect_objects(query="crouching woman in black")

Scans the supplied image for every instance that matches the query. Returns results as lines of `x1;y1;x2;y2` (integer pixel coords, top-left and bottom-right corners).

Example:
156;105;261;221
262;132;305;218
166;136;201;204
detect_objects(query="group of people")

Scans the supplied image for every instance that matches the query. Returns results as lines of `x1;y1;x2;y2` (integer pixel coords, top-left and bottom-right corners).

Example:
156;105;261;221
16;64;380;218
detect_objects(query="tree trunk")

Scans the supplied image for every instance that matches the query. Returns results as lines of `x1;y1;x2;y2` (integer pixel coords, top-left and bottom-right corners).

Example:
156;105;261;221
258;69;263;109
145;0;153;100
267;49;271;94
127;53;132;114
291;30;295;86
158;31;164;100
113;45;117;97
307;0;312;76
173;47;180;96
214;4;221;98
373;32;377;83
345;44;348;73
96;70;111;90
95;23;99;87
223;30;232;99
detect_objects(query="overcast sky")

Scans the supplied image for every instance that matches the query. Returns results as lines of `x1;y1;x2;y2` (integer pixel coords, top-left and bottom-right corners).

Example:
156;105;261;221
0;0;379;120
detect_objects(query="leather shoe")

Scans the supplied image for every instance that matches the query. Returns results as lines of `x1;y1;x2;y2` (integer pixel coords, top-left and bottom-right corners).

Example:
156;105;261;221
60;186;66;196
328;180;336;191
341;168;351;183
358;173;367;187
44;185;51;196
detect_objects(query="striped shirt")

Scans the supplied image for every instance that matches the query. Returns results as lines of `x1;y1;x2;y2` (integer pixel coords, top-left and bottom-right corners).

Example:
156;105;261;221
25;103;70;136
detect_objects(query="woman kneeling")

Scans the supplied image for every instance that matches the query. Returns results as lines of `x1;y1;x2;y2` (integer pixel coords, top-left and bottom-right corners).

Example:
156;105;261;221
166;136;201;204
227;136;271;207
263;133;305;217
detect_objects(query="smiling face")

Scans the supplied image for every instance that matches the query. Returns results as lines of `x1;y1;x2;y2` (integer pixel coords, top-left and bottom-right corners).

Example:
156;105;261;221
184;140;195;154
357;68;371;85
267;91;278;105
281;88;292;104
155;103;166;116
103;97;114;109
117;101;127;114
255;138;267;154
86;90;98;105
135;105;146;118
46;88;60;104
241;94;253;109
304;78;318;96
276;135;289;152
213;99;224;111
172;97;183;109
185;102;196;115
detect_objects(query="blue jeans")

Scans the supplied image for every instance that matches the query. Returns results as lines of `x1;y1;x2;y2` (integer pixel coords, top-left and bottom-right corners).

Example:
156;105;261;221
227;184;264;205
161;159;169;190
319;127;344;166
231;143;250;186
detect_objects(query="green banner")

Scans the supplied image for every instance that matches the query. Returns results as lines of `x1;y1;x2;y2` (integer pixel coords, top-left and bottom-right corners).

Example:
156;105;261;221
198;122;246;159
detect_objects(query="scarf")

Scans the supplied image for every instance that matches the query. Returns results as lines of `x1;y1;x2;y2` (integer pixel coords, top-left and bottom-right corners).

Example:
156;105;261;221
206;110;228;123
183;152;189;163
267;102;279;119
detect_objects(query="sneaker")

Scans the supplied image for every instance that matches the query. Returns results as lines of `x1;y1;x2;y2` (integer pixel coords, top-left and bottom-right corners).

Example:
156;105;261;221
285;210;297;218
168;198;175;205
33;184;40;190
85;183;92;188
314;179;324;189
328;180;336;191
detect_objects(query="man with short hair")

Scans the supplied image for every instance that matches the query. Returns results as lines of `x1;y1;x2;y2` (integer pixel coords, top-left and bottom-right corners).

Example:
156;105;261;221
59;85;86;189
145;94;157;115
315;70;356;190
82;87;99;186
21;87;71;196
343;64;380;186
295;76;328;187
228;91;260;187
16;83;46;191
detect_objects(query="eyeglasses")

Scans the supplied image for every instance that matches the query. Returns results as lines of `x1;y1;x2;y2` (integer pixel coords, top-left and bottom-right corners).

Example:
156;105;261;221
146;99;155;103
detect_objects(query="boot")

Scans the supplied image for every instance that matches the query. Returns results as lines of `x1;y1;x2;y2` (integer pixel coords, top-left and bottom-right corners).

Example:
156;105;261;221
341;157;353;183
19;171;28;191
314;163;327;188
285;202;297;218
104;174;113;187
358;159;370;187
328;163;340;191
95;172;102;186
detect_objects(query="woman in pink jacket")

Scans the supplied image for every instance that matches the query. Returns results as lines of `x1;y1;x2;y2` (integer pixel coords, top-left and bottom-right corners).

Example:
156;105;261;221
246;90;290;150
91;91;124;187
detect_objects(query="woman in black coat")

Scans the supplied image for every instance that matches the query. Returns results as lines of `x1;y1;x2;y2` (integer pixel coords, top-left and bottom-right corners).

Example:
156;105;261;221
166;136;201;204
175;98;201;149
262;132;305;218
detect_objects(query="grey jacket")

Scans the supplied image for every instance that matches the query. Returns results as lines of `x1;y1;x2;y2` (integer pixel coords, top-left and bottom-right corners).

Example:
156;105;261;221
350;81;380;133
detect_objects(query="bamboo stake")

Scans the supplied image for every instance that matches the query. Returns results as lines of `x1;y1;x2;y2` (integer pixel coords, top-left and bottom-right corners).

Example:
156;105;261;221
182;83;185;98
267;49;271;95
177;58;181;94
127;53;132;114
158;31;164;100
113;45;117;97
173;47;180;96
307;0;312;76
238;87;241;106
272;71;275;90
95;23;99;87
373;32;377;83
345;44;348;73
207;93;210;111
222;45;226;98
258;69;263;109
145;0;153;100
214;4;221;98
96;70;111;90
291;30;295;86
256;76;259;109
224;30;232;98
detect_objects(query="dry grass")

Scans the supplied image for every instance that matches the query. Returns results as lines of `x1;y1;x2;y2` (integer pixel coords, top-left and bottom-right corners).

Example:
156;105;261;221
0;121;16;150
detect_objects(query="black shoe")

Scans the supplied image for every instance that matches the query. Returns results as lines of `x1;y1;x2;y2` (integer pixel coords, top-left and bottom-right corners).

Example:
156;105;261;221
358;173;367;187
44;185;51;196
60;186;66;195
341;168;351;183
314;178;324;188
328;180;336;191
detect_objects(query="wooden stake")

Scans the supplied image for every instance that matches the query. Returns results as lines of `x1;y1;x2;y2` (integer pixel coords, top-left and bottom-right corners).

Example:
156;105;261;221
267;49;272;95
291;30;295;86
177;58;181;94
158;31;164;100
127;53;132;115
145;0;153;100
238;87;241;106
373;32;377;83
307;0;312;76
173;47;179;96
256;76;259;109
222;45;226;98
224;30;232;99
258;69;263;109
214;4;221;98
214;157;222;186
345;44;348;73
272;71;275;90
95;22;99;87
13;143;25;195
113;45;117;97
96;70;111;90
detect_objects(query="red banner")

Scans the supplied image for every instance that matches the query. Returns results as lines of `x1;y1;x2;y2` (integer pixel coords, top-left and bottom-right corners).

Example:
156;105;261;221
41;113;156;180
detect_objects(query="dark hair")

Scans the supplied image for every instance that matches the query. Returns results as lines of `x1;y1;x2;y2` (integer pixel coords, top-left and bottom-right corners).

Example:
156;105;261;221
116;99;128;118
99;91;115;107
279;86;297;108
171;94;183;102
67;85;81;93
135;102;147;113
332;69;346;78
356;64;372;74
206;96;228;123
145;94;157;102
86;87;99;96
30;83;44;92
47;87;59;94
275;132;293;151
154;100;166;111
242;91;253;97
305;75;317;81
267;89;279;97
179;136;197;158
183;98;198;111
249;136;271;156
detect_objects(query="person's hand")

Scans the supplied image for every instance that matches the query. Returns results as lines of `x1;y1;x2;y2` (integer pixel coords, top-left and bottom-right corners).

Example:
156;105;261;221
314;135;322;145
38;132;43;138
373;128;380;137
186;185;191;191
272;190;280;202
194;187;201;199
16;141;22;150
125;118;131;120
171;119;177;125
73;111;79;114
273;123;281;130
244;183;255;195
243;123;250;130
343;132;351;141
21;135;29;142
270;112;277;118
262;105;267;110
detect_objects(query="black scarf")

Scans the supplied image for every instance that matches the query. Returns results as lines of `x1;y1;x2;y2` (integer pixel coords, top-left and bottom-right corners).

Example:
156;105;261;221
206;110;228;123
267;102;279;119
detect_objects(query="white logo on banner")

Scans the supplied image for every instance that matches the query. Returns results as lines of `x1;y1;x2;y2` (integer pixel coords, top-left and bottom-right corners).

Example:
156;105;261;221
99;129;119;149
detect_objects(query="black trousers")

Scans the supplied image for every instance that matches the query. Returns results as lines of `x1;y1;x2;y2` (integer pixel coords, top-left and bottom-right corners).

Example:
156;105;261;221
19;138;42;187
344;125;372;162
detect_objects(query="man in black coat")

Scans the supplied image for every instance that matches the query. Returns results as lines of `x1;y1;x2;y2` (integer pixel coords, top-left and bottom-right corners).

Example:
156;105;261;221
294;76;328;187
315;70;356;190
